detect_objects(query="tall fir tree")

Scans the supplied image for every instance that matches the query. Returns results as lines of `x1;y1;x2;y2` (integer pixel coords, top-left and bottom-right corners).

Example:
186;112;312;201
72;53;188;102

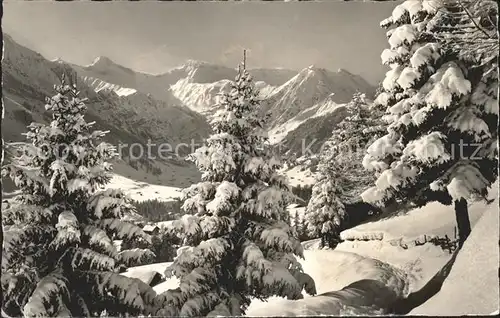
304;92;386;248
326;92;387;202
1;77;156;317
361;0;498;247
154;60;315;317
304;173;345;249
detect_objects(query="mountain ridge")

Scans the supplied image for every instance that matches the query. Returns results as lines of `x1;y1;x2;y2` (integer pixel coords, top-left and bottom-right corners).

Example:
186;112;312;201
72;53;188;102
2;34;208;188
3;32;378;167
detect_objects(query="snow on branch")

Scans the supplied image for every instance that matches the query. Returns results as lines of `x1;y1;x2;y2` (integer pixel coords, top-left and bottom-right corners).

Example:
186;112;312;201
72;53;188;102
23;271;70;318
95;218;151;243
82;225;117;257
117;248;156;267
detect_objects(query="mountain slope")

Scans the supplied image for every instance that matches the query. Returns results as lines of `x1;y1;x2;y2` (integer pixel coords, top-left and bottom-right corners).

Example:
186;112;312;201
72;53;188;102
281;104;350;155
69;57;376;152
2;34;203;188
261;65;376;129
70;56;182;104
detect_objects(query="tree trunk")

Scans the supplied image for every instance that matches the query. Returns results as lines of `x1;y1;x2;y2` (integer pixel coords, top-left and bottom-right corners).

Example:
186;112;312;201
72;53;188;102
320;236;326;248
454;198;471;249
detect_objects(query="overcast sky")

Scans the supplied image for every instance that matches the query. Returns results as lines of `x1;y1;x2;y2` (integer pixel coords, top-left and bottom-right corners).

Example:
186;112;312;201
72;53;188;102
3;1;400;84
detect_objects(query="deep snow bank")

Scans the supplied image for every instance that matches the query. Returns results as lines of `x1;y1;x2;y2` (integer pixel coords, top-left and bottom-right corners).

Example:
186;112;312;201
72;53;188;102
337;182;498;294
245;250;407;316
138;249;408;316
409;199;499;315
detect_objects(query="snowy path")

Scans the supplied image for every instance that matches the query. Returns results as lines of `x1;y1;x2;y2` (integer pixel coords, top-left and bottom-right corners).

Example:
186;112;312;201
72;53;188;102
245;250;408;316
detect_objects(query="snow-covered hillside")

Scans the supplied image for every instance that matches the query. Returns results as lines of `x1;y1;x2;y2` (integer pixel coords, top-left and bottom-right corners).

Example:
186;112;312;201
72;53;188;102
336;181;498;304
170;78;276;115
106;174;182;202
284;165;317;188
3;35;211;149
169;78;233;114
90;87;211;146
122;180;498;317
71;55;375;146
83;76;137;97
269;98;344;144
2;34;205;188
75;58;292;115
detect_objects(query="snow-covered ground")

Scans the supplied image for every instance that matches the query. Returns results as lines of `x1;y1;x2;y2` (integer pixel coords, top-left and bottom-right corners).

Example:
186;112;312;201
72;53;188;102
409;195;499;315
246;249;408;316
335;181;498;309
114;181;497;316
131;249;408;316
283;165;316;187
339;190;494;245
106;174;182;202
115;174;497;316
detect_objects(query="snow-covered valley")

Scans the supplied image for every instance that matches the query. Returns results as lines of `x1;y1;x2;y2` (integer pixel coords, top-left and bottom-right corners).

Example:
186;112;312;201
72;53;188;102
115;173;498;316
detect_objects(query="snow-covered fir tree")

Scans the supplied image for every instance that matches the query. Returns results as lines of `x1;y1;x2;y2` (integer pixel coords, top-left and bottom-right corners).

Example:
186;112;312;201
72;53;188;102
325;92;387;201
304;92;386;248
1;76;156;317
154;61;316;316
361;0;498;247
304;173;345;249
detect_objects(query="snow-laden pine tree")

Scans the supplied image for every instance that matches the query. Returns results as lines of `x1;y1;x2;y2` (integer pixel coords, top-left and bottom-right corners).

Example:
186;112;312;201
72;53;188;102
361;0;498;247
154;63;315;316
1;77;156;317
304;93;386;248
304;172;345;249
325;92;387;201
431;0;498;66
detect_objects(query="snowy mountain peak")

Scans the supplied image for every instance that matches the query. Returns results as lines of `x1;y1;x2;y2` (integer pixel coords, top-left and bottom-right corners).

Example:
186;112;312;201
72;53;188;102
261;64;375;130
281;66;330;91
337;68;353;75
88;56;114;68
51;57;65;63
171;60;238;85
297;65;332;79
170;59;215;74
85;56;136;75
183;59;210;68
